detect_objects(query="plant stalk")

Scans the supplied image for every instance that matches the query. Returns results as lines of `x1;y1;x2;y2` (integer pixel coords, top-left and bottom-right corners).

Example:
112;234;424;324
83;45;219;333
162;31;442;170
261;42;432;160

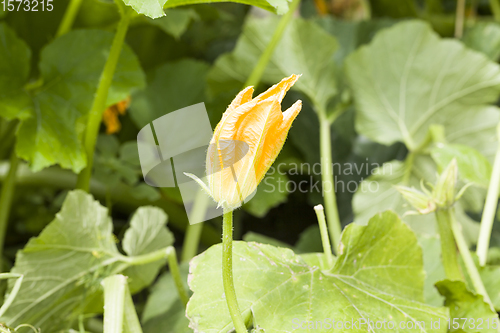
490;0;500;21
477;128;500;266
319;113;341;255
222;209;247;333
56;0;84;37
181;191;210;262
76;10;131;192
455;0;466;38
123;282;143;333
449;209;494;308
243;0;301;88
0;152;19;269
314;204;334;268
435;209;463;281
166;246;190;306
102;275;127;333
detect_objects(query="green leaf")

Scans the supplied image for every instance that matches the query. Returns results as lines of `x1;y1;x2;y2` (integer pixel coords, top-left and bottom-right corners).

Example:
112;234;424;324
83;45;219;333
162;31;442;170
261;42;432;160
187;211;448;332
294;225;323;253
463;22;500;61
148;8;199;39
129;59;209;128
142;264;191;333
122;207;174;294
0;23;32;120
436;279;499;333
431;143;492;188
345;20;500;157
243;172;289;218
208;16;338;111
0;190;172;332
124;0;292;18
418;234;445;306
16;29;145;173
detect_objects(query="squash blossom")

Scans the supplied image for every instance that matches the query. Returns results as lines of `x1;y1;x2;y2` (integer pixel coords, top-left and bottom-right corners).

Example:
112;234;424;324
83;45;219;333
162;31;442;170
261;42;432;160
188;75;302;211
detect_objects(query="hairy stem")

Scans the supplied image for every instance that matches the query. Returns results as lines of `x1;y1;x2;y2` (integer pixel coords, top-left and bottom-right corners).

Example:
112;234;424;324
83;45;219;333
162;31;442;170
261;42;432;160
435;209;463;281
449;209;494;308
181;191;210;262
0;152;19;269
243;0;301;88
477;128;500;266
56;0;84;37
76;9;131;191
314;204;334;268
222;209;247;333
319;113;341;255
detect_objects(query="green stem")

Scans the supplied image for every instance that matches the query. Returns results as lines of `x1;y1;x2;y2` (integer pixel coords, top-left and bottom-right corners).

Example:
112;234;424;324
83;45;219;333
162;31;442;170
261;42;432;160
0;273;23;318
166;246;190;306
102;275;127;333
314;204;334;268
243;0;301;88
402;152;415;185
435;209;463;281
490;0;500;21
449;209;494;308
56;0;84;37
123;282;143;333
0;152;19;269
319;113;341;255
455;0;466;38
181;191;210;262
76;10;131;192
222;209;247;333
477;128;500;266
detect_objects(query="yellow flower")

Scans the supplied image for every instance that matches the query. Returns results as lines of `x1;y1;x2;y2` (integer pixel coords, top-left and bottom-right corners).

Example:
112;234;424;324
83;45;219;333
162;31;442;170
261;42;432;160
189;75;302;210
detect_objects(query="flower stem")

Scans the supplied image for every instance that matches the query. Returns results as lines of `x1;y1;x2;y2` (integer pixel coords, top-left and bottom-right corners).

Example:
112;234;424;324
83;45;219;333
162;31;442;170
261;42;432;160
181;191;210;262
56;0;84;37
102;275;127;333
455;0;466;38
0;151;19;270
76;8;131;192
449;209;494;308
222;209;247;333
314;204;334;268
243;0;301;88
477;126;500;266
319;114;341;255
435;209;462;281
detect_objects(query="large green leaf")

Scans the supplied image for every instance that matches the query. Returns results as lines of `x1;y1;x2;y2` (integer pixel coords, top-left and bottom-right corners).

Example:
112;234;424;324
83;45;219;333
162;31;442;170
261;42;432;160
208;16;338;111
436;280;499;333
345;20;500;158
187;211;448;332
0;23;32;120
463;22;500;61
147;8;199;39
15;30;145;173
0;191;172;332
123;0;292;18
129;59;209;128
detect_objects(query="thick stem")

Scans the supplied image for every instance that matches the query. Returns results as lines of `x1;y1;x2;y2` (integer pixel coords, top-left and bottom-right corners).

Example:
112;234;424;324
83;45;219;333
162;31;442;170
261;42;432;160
0;152;19;269
243;0;301;88
477;132;500;266
56;0;84;37
181;191;210;262
490;0;500;21
314;204;334;268
455;0;466;38
123;280;143;333
222;209;247;333
166;246;190;306
102;275;127;333
435;209;463;281
449;209;494;308
76;11;131;191
319;114;341;255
